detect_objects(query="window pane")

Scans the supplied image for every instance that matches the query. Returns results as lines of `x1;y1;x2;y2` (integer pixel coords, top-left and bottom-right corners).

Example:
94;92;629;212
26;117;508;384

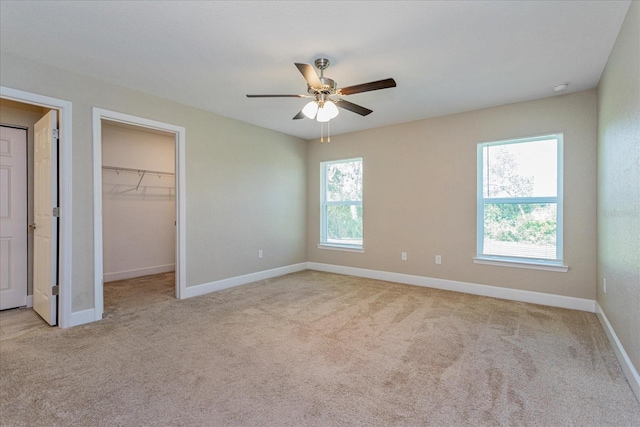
326;161;363;202
327;205;362;245
483;203;557;259
483;139;557;198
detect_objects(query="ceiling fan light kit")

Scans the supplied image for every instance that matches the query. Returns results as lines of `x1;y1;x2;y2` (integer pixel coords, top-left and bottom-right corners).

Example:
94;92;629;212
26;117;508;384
316;101;339;122
247;57;396;141
302;101;319;119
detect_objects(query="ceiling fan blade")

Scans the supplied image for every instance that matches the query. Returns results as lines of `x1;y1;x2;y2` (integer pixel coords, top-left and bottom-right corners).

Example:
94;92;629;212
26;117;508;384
293;111;305;120
246;94;306;98
295;63;323;89
338;78;397;95
335;99;373;116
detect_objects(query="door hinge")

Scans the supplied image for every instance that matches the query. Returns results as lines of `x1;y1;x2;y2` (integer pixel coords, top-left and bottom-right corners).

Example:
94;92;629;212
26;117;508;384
52;285;60;296
53;207;60;217
52;129;59;139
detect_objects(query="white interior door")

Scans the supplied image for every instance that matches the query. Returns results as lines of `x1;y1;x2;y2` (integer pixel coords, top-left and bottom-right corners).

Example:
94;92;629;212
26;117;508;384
0;126;28;310
33;110;57;325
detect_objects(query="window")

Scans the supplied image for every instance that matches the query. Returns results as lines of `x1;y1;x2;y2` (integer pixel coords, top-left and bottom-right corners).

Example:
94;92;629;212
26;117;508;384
476;134;565;270
320;158;363;250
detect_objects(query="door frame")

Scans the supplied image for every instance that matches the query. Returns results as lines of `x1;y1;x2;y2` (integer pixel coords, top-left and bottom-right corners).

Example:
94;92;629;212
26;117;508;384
0;86;72;328
92;108;186;319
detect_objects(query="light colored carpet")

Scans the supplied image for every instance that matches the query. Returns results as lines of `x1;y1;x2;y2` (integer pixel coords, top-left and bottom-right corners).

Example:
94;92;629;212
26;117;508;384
1;270;638;426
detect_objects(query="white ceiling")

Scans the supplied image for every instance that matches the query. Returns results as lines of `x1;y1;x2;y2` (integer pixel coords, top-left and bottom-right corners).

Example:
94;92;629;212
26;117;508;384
0;1;631;140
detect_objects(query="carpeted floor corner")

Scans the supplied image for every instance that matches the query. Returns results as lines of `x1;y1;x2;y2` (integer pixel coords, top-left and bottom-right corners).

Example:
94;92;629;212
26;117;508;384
1;270;639;426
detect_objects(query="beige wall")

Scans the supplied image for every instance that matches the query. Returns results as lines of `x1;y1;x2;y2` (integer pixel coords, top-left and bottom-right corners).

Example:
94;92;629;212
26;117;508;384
0;99;49;295
597;1;640;379
0;52;307;312
308;90;597;299
0;43;611;319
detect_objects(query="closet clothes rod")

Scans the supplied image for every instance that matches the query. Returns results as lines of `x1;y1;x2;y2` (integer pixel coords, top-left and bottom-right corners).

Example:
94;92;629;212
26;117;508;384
102;165;174;191
102;165;175;176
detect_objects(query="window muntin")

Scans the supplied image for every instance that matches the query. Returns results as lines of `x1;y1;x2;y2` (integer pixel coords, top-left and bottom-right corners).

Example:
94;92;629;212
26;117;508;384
320;158;363;249
477;135;563;264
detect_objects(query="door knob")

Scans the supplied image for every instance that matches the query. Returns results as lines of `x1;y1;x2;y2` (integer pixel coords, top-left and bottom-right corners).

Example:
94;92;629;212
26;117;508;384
29;223;36;231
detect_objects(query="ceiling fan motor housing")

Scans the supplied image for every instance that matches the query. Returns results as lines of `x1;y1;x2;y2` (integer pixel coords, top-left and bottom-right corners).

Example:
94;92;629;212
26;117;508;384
308;77;337;96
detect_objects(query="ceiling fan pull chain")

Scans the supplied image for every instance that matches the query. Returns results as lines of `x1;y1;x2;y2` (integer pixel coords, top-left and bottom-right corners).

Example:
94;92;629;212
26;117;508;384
328;121;331;143
321;122;324;143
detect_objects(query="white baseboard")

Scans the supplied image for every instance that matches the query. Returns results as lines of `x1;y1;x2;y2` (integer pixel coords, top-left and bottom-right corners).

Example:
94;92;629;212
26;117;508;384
183;263;308;299
306;262;596;313
596;302;640;402
69;308;98;327
104;264;175;282
26;295;33;308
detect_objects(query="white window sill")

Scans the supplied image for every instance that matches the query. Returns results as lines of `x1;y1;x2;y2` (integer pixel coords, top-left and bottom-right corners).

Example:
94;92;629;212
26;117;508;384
473;256;568;272
318;244;364;253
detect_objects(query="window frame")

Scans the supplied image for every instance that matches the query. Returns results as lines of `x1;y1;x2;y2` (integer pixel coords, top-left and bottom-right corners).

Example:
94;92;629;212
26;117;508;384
474;134;567;272
319;157;364;252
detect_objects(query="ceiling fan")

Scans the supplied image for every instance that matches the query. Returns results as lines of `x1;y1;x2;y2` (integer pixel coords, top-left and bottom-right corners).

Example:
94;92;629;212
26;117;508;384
246;58;397;122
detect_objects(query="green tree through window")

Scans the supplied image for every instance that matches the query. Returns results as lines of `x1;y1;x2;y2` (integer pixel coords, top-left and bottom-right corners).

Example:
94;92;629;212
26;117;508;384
321;158;363;248
478;135;563;262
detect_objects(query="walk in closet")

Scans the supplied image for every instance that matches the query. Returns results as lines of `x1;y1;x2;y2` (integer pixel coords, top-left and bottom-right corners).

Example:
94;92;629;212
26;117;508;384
101;122;176;283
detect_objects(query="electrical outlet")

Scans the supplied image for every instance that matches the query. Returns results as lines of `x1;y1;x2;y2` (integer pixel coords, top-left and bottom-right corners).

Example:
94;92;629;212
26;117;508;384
401;252;407;261
258;250;263;259
435;255;442;264
603;277;607;293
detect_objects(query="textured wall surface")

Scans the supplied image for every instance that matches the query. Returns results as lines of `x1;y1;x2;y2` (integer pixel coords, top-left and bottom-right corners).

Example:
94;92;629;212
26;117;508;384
597;1;640;381
1;52;307;312
308;90;598;299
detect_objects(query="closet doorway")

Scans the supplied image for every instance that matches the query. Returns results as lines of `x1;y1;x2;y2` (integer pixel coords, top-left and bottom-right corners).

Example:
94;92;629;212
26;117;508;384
92;109;186;320
102;121;175;313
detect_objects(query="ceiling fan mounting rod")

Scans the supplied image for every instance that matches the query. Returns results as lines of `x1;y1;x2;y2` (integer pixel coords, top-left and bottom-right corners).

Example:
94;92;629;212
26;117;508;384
314;58;330;76
307;58;336;100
